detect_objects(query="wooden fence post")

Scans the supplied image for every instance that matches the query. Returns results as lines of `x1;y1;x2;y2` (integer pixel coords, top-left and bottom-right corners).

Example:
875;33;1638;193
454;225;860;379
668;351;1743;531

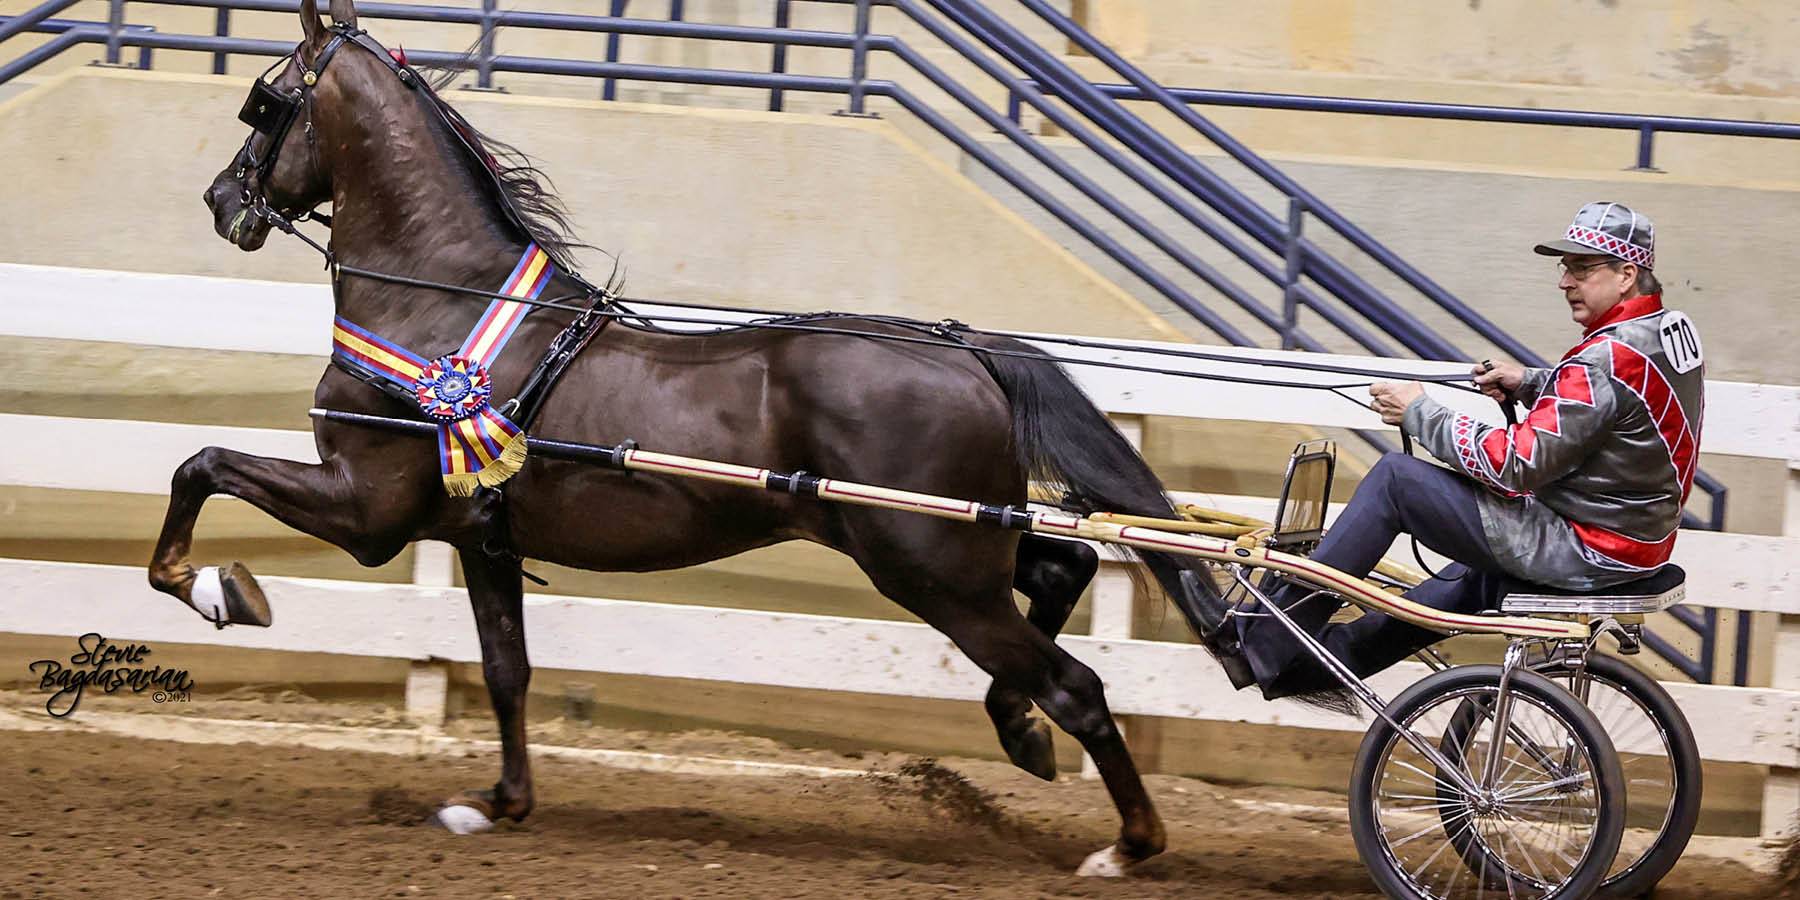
405;542;457;729
1761;462;1800;843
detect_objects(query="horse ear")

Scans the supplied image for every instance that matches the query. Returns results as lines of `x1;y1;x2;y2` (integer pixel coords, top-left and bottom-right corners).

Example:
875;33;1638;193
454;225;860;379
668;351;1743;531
328;0;357;28
299;0;325;46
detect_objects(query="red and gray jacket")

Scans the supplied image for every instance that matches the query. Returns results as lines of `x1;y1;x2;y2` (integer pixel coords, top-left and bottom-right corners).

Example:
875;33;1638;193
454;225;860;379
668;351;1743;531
1403;294;1705;590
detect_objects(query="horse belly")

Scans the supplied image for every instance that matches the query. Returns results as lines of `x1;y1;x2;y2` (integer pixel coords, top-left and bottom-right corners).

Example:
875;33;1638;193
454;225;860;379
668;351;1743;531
502;457;811;573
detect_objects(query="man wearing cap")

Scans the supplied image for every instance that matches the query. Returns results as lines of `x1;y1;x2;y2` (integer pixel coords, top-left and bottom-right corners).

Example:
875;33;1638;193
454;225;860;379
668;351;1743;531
1188;202;1706;700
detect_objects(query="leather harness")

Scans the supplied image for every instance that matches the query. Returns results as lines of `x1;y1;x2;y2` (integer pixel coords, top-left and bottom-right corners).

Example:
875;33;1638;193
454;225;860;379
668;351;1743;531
237;23;613;437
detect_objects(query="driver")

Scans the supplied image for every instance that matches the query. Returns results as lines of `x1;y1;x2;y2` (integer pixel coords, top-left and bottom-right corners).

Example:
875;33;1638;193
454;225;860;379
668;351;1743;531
1192;202;1706;700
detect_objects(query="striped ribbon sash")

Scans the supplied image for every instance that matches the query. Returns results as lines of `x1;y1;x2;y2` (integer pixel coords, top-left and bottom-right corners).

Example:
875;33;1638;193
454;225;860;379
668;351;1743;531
331;244;556;496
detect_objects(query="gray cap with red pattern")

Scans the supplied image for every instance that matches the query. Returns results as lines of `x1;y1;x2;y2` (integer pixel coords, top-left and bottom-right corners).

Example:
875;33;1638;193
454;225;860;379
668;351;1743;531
1533;202;1655;269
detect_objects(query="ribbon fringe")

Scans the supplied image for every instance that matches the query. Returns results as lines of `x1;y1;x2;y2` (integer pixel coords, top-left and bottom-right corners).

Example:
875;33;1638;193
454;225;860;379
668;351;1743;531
442;430;530;497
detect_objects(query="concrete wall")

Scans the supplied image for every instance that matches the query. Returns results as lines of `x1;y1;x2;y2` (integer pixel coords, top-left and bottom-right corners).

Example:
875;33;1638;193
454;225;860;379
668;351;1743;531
1076;0;1800;98
1061;55;1800;180
0;67;1180;341
1061;2;1800;180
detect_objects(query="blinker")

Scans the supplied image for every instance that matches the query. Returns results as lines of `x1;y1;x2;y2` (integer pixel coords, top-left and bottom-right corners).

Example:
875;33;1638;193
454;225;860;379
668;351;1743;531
237;79;299;136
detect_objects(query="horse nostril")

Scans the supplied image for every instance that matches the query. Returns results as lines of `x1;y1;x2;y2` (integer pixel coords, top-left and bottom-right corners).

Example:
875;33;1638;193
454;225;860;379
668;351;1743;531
204;185;218;210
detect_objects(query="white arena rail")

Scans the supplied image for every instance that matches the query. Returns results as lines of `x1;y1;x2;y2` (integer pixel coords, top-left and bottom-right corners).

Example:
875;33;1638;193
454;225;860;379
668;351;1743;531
4;263;1798;840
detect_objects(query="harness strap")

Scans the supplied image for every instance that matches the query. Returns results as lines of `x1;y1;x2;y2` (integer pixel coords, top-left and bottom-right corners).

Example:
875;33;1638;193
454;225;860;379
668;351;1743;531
511;294;615;431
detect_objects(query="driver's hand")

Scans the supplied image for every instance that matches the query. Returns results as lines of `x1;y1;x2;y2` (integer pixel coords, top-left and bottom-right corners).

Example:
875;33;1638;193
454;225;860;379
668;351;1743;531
1369;381;1425;426
1472;359;1525;402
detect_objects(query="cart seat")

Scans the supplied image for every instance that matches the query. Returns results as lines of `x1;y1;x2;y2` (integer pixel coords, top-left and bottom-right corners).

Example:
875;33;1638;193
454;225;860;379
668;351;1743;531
1497;564;1686;615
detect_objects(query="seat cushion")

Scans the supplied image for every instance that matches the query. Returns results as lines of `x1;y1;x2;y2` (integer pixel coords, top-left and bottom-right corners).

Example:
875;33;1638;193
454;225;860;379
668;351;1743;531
1500;564;1685;599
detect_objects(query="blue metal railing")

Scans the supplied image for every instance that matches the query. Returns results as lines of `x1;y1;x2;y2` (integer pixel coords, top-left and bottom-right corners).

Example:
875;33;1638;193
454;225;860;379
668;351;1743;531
1007;82;1800;173
0;11;155;71
0;0;1759;683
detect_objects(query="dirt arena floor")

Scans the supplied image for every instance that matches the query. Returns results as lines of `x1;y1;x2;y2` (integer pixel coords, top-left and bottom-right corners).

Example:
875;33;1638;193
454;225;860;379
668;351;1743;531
0;693;1793;900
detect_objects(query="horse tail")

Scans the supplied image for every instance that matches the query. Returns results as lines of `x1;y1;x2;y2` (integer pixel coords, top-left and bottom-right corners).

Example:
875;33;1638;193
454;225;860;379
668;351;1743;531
977;336;1218;618
978;336;1358;716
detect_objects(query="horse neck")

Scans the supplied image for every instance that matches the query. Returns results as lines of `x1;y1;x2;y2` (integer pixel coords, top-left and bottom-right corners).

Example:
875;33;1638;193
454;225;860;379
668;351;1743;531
325;94;526;342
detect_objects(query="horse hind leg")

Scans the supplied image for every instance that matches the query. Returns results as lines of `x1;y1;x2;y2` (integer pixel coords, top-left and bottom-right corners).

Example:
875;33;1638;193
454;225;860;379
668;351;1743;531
920;581;1164;876
987;534;1097;781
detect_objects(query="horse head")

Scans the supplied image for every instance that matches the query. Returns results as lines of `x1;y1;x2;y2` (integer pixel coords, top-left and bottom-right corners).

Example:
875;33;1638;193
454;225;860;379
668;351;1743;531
202;0;400;252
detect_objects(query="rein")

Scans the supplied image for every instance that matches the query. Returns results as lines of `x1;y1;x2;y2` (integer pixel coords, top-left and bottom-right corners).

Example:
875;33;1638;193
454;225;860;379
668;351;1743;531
260;203;1486;417
240;24;1492;463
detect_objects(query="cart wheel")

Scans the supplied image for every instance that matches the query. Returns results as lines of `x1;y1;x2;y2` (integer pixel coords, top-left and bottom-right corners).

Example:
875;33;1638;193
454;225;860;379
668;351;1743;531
1349;665;1625;899
1453;654;1700;898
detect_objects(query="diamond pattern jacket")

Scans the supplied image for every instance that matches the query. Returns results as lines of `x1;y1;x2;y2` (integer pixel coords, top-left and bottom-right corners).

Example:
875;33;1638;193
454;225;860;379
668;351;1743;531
1403;294;1706;590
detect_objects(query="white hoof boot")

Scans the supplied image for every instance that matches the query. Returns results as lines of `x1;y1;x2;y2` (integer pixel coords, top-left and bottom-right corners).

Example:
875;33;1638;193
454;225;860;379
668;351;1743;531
185;562;273;628
1076;845;1132;878
190;566;227;622
435;804;495;835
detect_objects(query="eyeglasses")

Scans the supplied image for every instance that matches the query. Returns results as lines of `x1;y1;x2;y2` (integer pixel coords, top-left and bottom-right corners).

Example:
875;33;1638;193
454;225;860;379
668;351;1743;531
1557;258;1625;280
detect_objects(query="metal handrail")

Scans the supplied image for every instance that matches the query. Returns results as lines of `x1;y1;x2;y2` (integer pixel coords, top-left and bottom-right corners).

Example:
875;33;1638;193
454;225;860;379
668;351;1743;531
1007;81;1800;173
0;0;80;43
1002;0;1508;361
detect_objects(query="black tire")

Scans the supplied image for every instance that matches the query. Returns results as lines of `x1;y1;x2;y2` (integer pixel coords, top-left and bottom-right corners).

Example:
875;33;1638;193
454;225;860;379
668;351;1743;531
1350;665;1626;899
1436;655;1701;898
1531;654;1701;898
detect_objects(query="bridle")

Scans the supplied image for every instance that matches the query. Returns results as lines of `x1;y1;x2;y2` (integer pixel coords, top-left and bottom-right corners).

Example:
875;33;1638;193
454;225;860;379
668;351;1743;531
233;26;360;227
233;21;564;263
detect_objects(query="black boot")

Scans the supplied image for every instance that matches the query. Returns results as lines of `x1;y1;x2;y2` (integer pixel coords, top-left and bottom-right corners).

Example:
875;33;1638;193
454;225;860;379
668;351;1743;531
1175;570;1257;690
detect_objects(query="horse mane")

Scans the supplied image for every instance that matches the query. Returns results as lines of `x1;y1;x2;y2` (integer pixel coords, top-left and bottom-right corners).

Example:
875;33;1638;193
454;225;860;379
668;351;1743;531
410;51;595;276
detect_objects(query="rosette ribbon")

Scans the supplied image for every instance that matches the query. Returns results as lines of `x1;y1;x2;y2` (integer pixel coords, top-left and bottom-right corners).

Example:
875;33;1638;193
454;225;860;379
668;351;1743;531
330;244;555;496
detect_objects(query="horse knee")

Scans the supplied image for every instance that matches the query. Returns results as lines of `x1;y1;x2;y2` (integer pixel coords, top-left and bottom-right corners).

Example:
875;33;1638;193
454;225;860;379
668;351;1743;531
172;446;226;492
1053;540;1100;586
1038;662;1117;741
1019;537;1098;594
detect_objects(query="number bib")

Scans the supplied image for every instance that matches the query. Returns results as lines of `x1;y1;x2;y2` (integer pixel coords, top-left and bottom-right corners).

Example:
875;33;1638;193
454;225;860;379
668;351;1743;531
1657;311;1703;374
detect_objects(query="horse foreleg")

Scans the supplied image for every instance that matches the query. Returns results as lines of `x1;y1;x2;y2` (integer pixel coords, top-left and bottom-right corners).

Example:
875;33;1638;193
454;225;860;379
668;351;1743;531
148;446;410;625
987;535;1097;780
434;547;533;835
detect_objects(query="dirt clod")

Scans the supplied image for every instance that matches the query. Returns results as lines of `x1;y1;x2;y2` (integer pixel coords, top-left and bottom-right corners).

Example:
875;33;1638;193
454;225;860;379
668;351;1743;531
365;787;436;826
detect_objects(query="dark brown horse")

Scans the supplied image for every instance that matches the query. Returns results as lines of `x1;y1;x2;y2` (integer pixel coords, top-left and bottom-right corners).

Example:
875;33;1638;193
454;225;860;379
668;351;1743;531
157;0;1216;875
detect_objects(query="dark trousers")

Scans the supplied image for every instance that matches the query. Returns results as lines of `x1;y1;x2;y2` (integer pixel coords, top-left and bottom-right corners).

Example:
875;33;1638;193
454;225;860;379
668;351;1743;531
1236;454;1508;699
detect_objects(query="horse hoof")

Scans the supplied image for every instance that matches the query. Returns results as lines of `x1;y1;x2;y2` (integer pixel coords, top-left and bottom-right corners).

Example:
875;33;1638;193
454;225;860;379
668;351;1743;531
1075;845;1132;878
189;562;272;627
1002;719;1059;782
434;804;495;835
